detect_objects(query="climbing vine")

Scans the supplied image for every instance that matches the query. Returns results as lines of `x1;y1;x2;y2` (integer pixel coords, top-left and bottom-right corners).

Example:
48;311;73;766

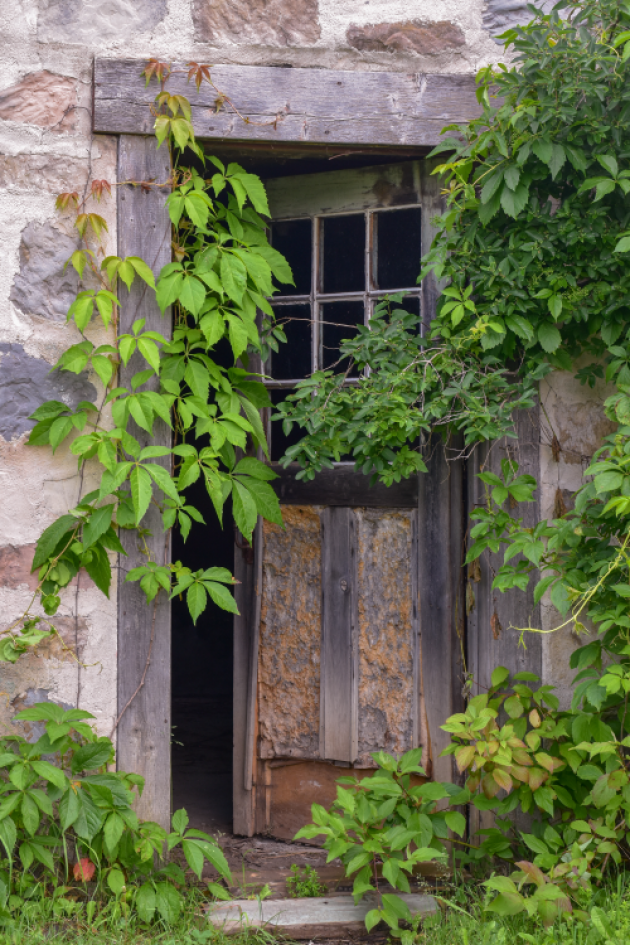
278;0;630;680
4;59;292;662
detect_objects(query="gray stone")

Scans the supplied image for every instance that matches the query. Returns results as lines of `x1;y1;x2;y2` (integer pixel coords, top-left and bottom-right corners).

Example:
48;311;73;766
0;343;96;441
10;221;79;323
346;20;465;56
0;154;88;194
192;0;320;46
483;0;555;40
11;689;74;741
37;0;168;45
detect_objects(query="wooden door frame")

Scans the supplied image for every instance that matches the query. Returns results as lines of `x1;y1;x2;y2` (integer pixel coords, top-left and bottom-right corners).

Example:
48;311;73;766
102;60;495;829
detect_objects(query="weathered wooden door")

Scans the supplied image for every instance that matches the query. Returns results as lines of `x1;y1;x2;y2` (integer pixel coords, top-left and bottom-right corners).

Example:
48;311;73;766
233;161;465;837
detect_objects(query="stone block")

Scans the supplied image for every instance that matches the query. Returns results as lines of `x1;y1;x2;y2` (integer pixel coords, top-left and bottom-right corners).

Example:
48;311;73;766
0;344;96;441
0;544;39;591
10;221;79;322
0;71;77;131
37;0;167;45
0;154;88;194
346;20;465;56
483;0;554;40
192;0;320;46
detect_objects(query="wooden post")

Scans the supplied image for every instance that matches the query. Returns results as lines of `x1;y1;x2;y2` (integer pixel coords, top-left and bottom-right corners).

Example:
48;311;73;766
320;508;359;764
467;407;542;695
417;441;465;783
116;135;172;828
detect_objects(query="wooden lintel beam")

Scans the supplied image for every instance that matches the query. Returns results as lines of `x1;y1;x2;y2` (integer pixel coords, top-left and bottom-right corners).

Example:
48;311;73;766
93;59;481;147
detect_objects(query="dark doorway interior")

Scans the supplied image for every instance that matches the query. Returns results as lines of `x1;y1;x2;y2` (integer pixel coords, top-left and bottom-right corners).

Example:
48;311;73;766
171;479;234;835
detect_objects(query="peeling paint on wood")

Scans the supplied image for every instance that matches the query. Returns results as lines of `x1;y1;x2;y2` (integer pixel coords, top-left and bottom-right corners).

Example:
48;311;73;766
258;506;322;759
355;510;415;765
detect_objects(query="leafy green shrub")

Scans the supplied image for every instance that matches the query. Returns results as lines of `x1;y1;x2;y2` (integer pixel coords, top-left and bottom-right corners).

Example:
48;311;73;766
295;748;467;935
297;659;630;932
0;703;231;924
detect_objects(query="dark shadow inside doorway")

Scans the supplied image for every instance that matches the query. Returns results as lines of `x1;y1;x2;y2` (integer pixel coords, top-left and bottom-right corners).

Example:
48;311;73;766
171;480;234;835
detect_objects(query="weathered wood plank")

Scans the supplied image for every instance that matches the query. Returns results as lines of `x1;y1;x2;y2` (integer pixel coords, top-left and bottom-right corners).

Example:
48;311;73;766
232;525;257;837
420;159;446;335
243;521;263;795
208;893;438;937
417;440;465;783
271;464;418;508
320;508;358;763
467;408;542;693
116;136;172;828
94;60;481;146
267;161;421;219
466;407;541;838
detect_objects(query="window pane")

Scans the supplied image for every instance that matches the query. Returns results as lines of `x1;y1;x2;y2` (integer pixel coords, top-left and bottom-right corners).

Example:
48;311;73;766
322;215;365;293
375;207;422;290
271;219;311;296
321;300;365;375
270;389;305;462
270;304;312;380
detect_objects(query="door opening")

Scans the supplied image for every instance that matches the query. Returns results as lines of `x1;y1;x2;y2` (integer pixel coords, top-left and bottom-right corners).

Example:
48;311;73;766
171;480;234;834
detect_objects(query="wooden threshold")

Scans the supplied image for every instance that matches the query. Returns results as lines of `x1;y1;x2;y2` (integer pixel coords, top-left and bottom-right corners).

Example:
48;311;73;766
207;893;438;938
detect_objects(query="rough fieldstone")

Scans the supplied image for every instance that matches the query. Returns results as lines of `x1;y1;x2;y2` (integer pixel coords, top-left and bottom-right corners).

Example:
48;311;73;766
346;20;465;55
192;0;320;46
0;154;88;193
483;0;555;40
0;343;96;440
0;71;77;130
37;0;167;45
10;221;79;323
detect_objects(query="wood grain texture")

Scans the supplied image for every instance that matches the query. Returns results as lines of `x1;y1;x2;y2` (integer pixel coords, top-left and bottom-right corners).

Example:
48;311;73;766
467;408;542;693
271;464;418;508
208;892;437;936
466;408;541;837
266;161;422;219
417;440;465;783
116;136;172;828
93;60;481;146
420;158;446;334
320;508;358;763
232;525;257;836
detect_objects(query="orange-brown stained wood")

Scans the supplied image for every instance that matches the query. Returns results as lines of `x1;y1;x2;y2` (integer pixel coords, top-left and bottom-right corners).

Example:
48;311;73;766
255;759;429;843
355;510;415;766
258;506;322;759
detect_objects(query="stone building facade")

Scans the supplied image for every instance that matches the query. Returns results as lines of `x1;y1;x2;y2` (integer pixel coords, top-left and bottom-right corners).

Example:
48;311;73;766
0;0;608;829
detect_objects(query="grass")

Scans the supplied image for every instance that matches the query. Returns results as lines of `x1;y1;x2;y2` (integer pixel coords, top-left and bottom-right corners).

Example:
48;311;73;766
0;890;278;945
2;874;630;944
415;872;630;945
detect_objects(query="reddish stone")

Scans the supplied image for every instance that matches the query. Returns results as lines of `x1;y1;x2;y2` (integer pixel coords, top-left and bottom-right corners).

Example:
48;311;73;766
0;71;77;131
0;544;39;590
346;20;465;56
192;0;320;46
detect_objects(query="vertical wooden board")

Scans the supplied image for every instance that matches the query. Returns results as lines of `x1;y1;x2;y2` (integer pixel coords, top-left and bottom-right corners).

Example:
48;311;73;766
417;442;465;783
466;408;541;838
467;407;542;693
116;136;172;827
258;507;322;759
320;507;358;764
354;509;415;766
233;532;256;837
420;158;445;336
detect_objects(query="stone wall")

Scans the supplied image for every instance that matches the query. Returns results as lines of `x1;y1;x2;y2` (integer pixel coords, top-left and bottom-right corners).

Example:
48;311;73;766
0;0;569;741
